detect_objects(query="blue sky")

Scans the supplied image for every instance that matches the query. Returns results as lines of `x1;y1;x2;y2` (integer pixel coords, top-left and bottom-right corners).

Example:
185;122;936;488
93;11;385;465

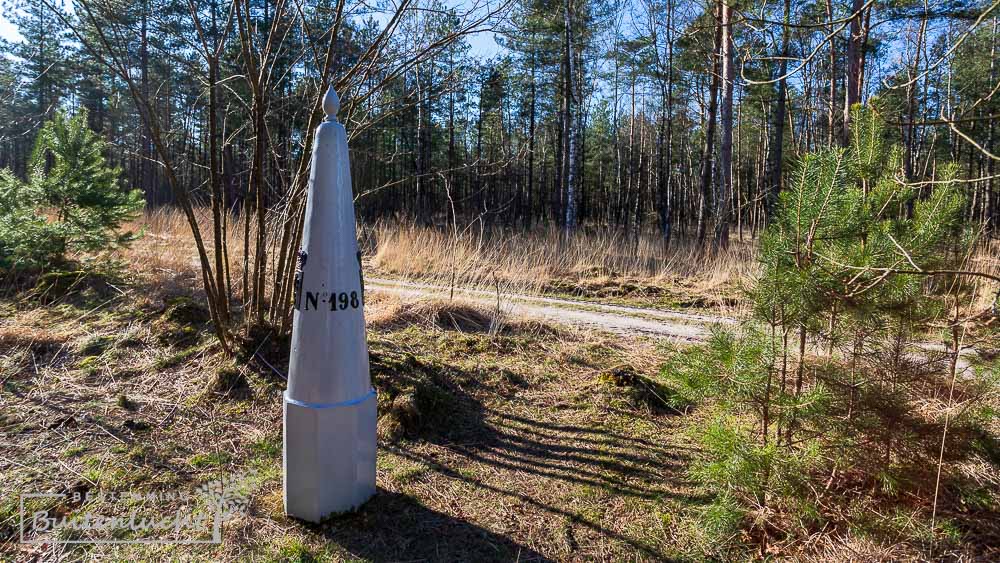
0;14;21;43
467;30;500;57
0;8;499;56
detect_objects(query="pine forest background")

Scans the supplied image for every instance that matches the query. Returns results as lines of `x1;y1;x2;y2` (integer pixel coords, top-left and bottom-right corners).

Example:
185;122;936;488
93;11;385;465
2;0;999;245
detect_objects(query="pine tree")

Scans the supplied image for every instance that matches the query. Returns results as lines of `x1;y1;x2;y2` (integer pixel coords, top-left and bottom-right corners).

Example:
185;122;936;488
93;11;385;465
661;104;989;555
29;109;144;255
0;110;143;268
9;0;71;123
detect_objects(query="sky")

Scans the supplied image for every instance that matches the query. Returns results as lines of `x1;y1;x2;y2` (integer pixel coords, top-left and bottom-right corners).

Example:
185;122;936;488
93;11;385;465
467;30;500;58
0;7;499;56
0;14;21;43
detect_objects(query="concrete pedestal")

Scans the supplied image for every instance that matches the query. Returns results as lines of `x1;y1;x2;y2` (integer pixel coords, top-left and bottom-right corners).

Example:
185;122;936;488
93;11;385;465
283;389;377;522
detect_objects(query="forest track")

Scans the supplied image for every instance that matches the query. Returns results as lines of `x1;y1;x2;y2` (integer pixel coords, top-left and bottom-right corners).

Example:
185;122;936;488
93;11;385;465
368;278;980;373
367;278;734;342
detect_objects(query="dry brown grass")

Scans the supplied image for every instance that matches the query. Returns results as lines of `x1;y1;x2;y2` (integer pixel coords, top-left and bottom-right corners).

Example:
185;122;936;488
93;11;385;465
365;220;755;307
120;207;247;300
119;208;1000;327
365;293;560;338
30;205;999;328
366;293;498;333
970;238;1000;314
0;259;698;560
113;208;755;320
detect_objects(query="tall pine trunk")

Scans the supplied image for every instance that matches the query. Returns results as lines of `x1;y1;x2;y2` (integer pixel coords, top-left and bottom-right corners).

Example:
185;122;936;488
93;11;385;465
843;0;866;143
563;0;578;231
697;2;723;244
715;0;735;248
766;0;790;218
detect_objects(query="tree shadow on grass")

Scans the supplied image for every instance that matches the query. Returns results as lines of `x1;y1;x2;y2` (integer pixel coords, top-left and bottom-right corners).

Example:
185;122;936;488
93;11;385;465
385;445;689;561
368;345;703;560
320;488;552;562
372;346;697;498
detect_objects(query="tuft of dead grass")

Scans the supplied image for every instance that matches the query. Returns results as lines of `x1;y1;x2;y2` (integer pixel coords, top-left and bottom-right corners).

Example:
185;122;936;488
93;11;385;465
367;294;497;333
113;209;757;320
0;325;71;354
970;238;1000;315
364;220;756;307
366;293;564;338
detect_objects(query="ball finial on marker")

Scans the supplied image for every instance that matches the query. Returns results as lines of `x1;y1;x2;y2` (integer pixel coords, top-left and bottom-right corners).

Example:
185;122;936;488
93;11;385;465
323;86;340;120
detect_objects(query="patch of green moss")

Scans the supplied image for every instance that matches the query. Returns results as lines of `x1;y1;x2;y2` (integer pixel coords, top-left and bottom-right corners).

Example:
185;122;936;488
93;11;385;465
269;536;320;563
78;334;114;356
156;324;201;346
439;332;491;355
598;366;639;386
81;464;132;488
151;297;211;346
250;435;282;459
597;366;686;414
210;364;250;398
62;445;87;458
162;296;210;324
188;452;231;469
116;393;137;411
153;345;201;371
394;466;430;484
77;355;100;370
126;444;152;462
371;349;467;442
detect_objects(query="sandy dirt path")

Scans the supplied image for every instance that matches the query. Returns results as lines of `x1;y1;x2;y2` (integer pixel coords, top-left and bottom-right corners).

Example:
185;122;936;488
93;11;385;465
368;278;734;342
368;278;979;374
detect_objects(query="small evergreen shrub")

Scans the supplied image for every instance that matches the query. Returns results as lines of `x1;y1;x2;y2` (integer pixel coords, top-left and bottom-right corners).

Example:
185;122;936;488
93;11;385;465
664;104;998;557
0;109;143;269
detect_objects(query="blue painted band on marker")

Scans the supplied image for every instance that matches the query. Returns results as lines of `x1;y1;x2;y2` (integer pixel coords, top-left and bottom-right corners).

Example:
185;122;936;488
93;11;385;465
284;388;376;409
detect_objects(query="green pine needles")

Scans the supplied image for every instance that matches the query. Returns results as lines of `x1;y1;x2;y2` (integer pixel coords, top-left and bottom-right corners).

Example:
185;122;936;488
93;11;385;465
756;105;966;330
662;104;997;558
0;109;143;269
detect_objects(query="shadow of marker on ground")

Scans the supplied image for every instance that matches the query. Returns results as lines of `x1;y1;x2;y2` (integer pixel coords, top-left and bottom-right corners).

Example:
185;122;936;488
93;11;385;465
319;487;552;562
386;445;684;561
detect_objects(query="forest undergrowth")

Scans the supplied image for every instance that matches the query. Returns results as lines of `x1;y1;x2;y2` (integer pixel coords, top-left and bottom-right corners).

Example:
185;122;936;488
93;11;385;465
655;106;1000;560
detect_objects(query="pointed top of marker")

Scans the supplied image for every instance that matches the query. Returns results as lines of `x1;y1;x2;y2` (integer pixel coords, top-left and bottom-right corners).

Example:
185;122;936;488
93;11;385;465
323;86;340;120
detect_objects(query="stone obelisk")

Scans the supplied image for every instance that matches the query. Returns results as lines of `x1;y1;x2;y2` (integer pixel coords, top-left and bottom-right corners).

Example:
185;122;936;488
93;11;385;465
283;86;376;523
